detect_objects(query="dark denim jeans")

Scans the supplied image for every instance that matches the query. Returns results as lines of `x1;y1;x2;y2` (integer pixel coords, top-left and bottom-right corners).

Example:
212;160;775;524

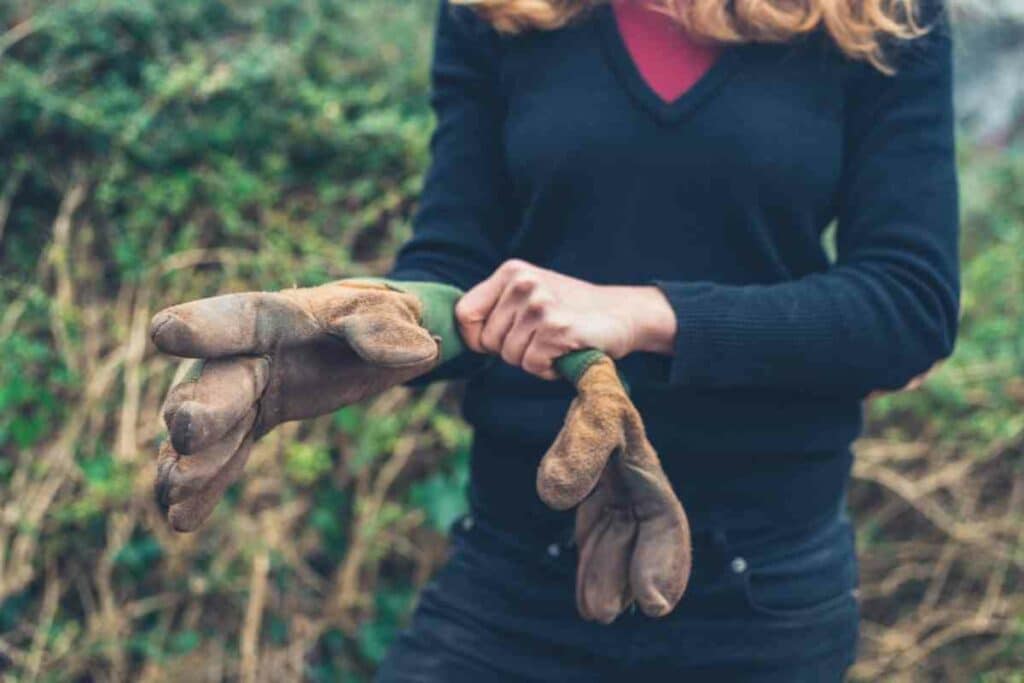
378;506;859;682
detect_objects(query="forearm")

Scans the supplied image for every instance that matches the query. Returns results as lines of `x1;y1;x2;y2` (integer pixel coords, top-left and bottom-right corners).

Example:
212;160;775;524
653;267;957;397
647;8;958;397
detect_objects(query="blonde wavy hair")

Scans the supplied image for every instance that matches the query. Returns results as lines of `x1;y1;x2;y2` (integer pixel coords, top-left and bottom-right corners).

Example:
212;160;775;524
452;0;928;73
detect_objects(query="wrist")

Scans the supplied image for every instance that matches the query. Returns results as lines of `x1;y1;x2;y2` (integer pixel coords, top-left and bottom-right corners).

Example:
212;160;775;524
609;286;677;356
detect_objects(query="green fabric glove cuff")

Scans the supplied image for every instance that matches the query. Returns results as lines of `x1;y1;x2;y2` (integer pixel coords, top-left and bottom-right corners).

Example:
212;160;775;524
359;279;467;365
554;349;608;386
352;279;622;388
555;349;631;393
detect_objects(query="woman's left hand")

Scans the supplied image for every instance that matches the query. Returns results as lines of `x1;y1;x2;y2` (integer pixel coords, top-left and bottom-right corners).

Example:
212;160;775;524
455;259;676;380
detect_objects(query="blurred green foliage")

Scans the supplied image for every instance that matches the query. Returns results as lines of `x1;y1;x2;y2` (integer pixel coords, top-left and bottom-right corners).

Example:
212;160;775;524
1;1;463;679
851;143;1024;679
0;0;1021;680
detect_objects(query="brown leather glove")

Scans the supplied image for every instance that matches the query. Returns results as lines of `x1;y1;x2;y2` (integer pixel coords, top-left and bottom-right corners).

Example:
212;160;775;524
538;352;692;624
150;279;463;532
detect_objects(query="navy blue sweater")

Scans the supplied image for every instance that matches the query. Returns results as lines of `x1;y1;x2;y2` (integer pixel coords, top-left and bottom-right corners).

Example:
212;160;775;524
390;1;959;532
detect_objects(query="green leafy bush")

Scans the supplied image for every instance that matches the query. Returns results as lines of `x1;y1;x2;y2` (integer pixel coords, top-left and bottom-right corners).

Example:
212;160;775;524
1;1;463;679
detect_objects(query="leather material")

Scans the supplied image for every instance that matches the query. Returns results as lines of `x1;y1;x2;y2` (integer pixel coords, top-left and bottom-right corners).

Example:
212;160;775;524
537;356;692;623
151;280;441;531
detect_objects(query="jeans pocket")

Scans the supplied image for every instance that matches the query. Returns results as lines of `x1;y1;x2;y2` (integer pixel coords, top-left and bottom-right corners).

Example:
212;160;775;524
740;519;858;622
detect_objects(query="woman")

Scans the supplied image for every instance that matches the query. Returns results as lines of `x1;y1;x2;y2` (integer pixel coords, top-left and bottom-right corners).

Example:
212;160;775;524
148;0;957;678
377;0;958;680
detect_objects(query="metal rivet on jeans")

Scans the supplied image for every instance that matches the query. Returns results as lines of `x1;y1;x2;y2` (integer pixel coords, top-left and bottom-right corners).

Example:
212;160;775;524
731;557;747;574
460;516;474;532
546;543;561;558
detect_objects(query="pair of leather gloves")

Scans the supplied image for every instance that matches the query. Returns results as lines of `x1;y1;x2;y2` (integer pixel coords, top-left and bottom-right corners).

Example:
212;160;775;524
151;279;691;623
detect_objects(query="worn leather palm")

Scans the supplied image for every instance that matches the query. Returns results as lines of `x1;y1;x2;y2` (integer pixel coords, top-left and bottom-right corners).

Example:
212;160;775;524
541;353;691;623
151;280;691;623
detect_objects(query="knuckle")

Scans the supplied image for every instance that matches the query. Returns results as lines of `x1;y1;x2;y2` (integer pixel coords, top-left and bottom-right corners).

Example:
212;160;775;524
454;298;477;323
510;272;537;295
526;295;550;316
479;330;500;353
543;315;569;333
501;258;528;275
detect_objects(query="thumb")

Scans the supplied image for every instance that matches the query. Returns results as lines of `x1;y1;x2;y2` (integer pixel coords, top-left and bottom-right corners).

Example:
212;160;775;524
455;264;519;352
536;398;617;510
331;313;439;368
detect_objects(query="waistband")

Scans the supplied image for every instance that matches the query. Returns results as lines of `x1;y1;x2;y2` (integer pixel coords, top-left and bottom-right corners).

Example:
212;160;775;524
456;494;848;582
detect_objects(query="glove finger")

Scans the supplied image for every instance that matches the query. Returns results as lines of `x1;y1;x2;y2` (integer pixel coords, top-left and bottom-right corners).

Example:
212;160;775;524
573;450;626;541
574;471;610;546
630;508;692;618
164;426;256;533
574;465;635;623
162;357;269;454
576;502;635;624
331;313;438;368
536;398;619;510
622;451;693;618
155;406;257;510
150;292;304;358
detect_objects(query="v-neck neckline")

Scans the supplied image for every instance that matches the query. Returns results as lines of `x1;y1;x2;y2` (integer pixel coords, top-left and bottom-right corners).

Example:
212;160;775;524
595;3;746;125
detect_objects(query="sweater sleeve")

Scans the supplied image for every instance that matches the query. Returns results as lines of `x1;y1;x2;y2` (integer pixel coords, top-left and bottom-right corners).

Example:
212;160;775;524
388;0;515;290
388;1;514;381
654;10;959;397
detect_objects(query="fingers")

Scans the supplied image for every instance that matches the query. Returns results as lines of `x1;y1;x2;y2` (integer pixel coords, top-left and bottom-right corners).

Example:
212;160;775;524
155;409;258;533
455;260;526;352
162;357;269;454
619;439;692;618
493;302;563;379
150;292;298;357
156;407;257;508
522;337;560;380
575;492;635;624
571;454;691;623
476;280;523;354
333;313;439;367
456;260;573;379
165;428;256;533
536;397;618;510
628;477;691;618
555;352;692;621
499;312;538;368
576;513;634;624
477;267;559;363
